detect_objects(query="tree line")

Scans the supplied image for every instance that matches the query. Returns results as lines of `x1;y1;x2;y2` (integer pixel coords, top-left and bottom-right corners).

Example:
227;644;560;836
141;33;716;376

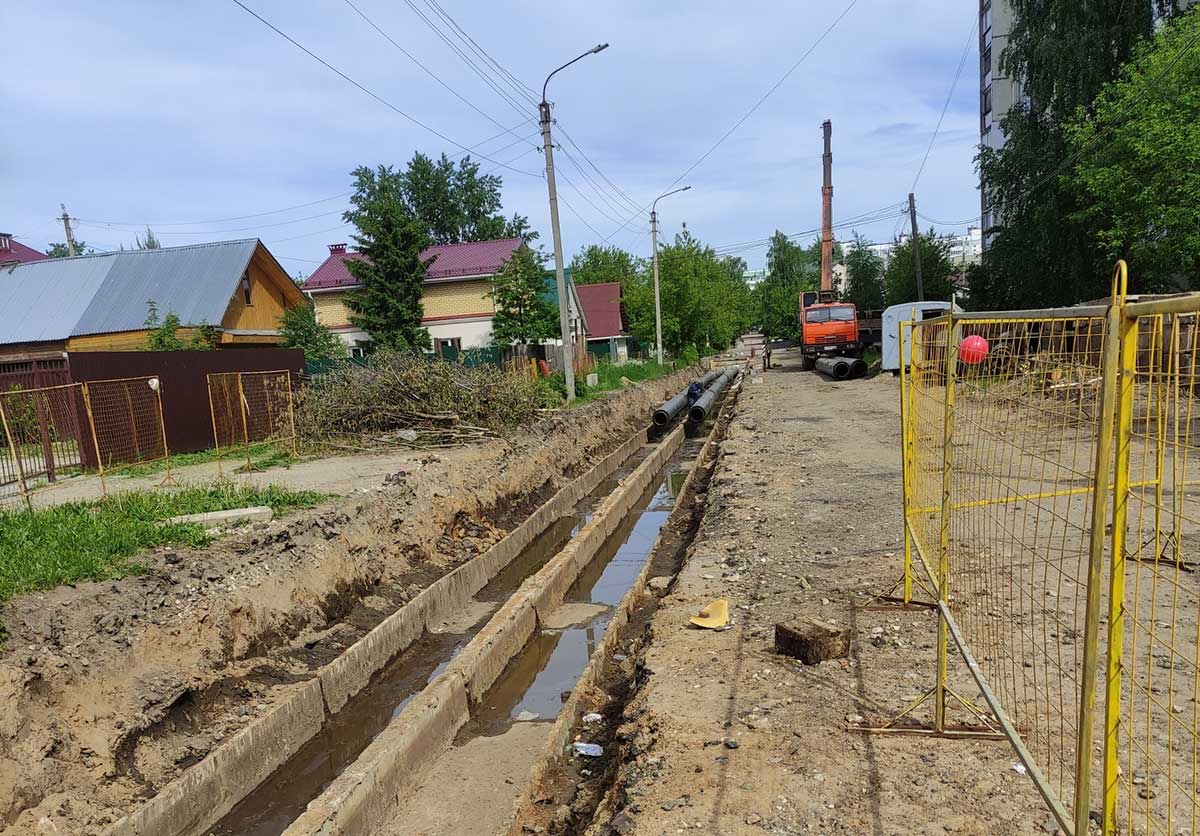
973;3;1199;307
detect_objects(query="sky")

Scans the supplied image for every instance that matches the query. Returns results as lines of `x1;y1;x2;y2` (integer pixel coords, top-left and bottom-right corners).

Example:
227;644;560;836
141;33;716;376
1;0;982;275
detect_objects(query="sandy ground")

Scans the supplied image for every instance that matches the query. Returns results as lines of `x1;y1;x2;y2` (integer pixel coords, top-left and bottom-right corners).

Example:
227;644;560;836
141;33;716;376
599;350;1053;836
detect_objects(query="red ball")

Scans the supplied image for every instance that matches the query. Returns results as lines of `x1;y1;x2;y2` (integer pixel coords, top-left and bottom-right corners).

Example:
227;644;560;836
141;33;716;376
960;334;989;365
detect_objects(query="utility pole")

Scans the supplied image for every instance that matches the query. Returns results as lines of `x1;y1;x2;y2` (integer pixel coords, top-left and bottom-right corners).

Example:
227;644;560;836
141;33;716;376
650;209;662;365
539;44;608;402
908;192;925;301
60;204;78;257
539;101;575;401
650;186;691;366
820;120;833;295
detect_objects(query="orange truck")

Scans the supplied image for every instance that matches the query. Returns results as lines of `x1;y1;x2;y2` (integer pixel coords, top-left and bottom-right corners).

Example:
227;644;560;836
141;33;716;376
797;289;863;371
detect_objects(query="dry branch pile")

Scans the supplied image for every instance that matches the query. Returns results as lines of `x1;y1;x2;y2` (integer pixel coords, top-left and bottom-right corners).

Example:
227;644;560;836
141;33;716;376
295;351;552;449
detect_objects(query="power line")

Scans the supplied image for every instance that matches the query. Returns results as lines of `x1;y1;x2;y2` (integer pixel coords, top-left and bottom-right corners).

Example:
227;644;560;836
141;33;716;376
554;166;625;226
340;0;520;136
602;0;861;244
710;203;906;254
556;191;605;239
556;147;634;222
911;18;978;192
77;193;352;228
917;210;981;226
555;124;642;214
77;208;348;236
399;0;532;120
230;0;539;177
421;0;539;106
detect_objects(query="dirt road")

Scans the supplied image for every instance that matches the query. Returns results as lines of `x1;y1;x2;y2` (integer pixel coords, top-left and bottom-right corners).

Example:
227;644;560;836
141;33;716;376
599;350;1050;835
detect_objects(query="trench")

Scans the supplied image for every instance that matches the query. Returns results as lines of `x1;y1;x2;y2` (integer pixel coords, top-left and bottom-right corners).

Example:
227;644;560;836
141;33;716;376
377;436;704;836
205;443;661;836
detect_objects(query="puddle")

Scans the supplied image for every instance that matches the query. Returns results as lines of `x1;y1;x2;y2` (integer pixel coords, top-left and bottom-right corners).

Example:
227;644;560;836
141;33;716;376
461;443;696;740
204;443;655;836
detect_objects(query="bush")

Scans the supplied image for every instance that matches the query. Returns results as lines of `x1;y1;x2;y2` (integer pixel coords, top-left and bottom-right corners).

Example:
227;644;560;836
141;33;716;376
677;345;701;367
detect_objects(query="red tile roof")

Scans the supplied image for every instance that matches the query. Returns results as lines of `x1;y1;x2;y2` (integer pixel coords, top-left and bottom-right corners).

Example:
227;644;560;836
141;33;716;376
576;282;624;339
302;237;524;291
0;234;48;264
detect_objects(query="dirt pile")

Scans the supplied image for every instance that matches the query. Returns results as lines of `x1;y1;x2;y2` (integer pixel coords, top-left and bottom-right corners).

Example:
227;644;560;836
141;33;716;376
0;369;694;835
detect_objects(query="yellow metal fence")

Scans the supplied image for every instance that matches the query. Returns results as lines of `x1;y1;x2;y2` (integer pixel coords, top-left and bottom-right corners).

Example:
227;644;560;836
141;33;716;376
206;370;298;473
898;262;1200;835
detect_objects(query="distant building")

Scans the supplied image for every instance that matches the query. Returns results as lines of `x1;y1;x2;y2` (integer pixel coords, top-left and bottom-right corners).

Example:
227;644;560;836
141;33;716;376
303;238;525;356
0;233;48;266
576;281;629;364
979;0;1025;248
0;239;305;360
742;268;767;288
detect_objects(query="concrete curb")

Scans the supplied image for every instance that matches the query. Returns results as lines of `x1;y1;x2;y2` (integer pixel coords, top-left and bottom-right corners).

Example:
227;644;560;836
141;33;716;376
105;429;647;836
503;372;744;836
281;427;685;836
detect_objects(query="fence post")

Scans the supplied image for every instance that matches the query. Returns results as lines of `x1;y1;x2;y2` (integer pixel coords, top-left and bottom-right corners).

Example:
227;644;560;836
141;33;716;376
34;392;55;483
286;370;298;458
80;382;107;499
236;372;252;473
899;321;914;604
0;397;32;510
934;314;958;733
154;380;173;486
1099;263;1135;835
1073;261;1127;836
206;373;224;478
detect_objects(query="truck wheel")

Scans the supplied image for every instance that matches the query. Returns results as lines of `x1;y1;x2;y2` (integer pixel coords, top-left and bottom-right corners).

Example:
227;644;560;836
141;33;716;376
800;355;815;371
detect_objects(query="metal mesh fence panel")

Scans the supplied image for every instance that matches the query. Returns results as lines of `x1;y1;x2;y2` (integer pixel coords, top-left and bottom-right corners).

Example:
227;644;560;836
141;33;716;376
82;377;170;478
0;383;87;500
207;370;296;471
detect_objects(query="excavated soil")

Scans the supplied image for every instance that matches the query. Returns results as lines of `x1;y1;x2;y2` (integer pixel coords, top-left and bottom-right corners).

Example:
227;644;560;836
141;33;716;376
0;371;694;836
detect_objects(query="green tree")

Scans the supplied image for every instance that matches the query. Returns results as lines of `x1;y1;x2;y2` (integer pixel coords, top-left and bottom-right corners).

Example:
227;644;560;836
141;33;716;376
143;300;218;351
1064;9;1200;291
569;245;642;285
47;242;88;258
843;232;886;311
490;247;558;346
399;152;534;245
279;303;347;360
756;232;819;341
343;165;433;351
975;0;1161;308
136;227;161;249
884;233;954;306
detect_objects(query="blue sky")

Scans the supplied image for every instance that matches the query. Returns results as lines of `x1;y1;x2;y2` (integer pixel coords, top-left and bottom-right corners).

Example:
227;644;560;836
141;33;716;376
1;0;981;274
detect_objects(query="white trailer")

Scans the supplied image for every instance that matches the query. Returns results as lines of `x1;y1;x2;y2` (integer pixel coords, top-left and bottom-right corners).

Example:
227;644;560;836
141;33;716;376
881;301;962;374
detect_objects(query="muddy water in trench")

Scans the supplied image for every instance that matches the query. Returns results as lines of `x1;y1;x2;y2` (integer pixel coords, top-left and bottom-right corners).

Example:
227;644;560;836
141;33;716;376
205;444;657;836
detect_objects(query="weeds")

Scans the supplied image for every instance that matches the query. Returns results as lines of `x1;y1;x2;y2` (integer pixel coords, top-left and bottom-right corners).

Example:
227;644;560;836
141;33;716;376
0;481;327;606
115;441;297;477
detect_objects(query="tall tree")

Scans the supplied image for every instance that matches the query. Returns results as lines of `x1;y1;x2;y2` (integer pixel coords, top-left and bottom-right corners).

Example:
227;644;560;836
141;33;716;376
569;245;642;286
136;227;161;249
975;0;1160;308
343;165;433;351
1064;9;1200;291
884;232;954;306
490;247;558;346
756;232;820;341
46;242;88;258
843;232;886;311
279;303;346;360
399;152;534;245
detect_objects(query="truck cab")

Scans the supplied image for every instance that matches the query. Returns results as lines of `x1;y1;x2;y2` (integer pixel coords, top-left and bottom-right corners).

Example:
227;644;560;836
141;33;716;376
798;289;861;370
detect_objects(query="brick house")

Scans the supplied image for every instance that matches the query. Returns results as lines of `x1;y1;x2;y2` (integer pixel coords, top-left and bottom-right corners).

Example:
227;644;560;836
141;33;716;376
0;233;49;266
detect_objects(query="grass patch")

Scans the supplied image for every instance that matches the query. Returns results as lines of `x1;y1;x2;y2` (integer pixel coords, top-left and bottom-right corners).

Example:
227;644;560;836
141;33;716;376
0;481;328;609
116;441;299;478
571;360;675;405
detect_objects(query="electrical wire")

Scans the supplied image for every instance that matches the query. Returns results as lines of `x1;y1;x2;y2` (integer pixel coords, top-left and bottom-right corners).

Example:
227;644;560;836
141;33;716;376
230;0;539;177
917;210;981;226
911;17;978;192
602;0;861;244
77;208;349;236
422;0;539;106
556;147;635;222
555;124;642;214
556;191;605;239
399;0;532;120
710;203;906;254
77;193;352;229
554;167;625;226
340;0;524;137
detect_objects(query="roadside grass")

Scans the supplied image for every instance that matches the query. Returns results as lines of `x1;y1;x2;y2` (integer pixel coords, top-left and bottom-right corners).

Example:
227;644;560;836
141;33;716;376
864;346;881;367
572;360;674;406
0;481;329;631
116;441;299;478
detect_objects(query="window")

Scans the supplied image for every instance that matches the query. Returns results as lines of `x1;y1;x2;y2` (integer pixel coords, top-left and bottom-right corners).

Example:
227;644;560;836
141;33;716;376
434;337;462;358
981;5;991;34
804;306;855;324
982;46;991;78
981;85;992;117
240;273;252;305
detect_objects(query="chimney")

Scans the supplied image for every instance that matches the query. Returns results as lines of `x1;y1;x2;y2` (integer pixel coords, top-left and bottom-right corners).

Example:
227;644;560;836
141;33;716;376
328;243;347;254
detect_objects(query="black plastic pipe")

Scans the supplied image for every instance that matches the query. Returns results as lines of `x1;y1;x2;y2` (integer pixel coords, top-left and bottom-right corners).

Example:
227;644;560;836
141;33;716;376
815;356;851;380
850;358;868;379
687;367;737;424
653;369;722;426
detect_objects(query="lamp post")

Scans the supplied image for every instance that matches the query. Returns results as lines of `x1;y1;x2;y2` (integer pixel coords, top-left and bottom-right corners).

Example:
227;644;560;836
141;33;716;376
650;185;691;365
540;43;608;402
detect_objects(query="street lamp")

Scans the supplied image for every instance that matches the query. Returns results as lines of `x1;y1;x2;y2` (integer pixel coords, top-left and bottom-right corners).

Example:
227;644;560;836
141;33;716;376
650;185;691;365
540;43;609;402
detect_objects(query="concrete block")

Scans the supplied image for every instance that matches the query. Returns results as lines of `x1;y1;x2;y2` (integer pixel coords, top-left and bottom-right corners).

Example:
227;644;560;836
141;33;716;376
448;595;539;703
165;506;273;529
320;595;428;714
775;618;851;665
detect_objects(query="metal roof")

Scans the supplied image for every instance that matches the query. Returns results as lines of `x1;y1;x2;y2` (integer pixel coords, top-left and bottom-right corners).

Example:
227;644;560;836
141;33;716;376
302;237;524;291
0;239;260;345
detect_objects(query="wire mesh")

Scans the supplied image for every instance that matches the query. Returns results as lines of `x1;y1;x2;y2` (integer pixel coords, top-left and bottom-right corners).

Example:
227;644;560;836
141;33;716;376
83;376;169;476
207;371;297;469
1106;309;1200;836
905;311;1109;828
0;383;88;499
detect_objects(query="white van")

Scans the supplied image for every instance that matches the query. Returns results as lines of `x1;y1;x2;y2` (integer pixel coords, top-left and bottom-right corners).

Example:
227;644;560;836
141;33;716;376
881;301;962;374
